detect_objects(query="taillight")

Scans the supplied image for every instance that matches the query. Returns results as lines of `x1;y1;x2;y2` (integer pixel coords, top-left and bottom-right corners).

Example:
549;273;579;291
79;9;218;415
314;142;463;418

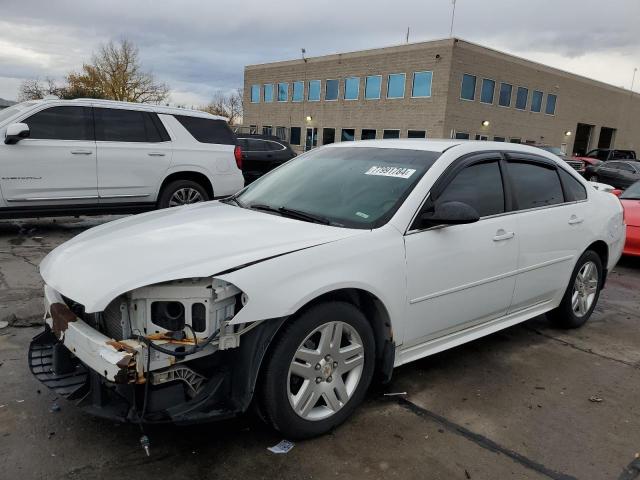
234;145;243;169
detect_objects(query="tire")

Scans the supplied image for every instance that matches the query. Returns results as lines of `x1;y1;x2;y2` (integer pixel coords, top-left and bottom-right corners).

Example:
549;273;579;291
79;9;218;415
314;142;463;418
157;180;209;209
259;301;375;439
547;250;603;329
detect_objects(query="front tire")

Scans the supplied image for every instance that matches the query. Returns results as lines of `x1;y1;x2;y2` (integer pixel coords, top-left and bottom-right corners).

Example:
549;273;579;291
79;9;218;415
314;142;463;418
259;302;375;439
158;180;209;209
547;250;603;329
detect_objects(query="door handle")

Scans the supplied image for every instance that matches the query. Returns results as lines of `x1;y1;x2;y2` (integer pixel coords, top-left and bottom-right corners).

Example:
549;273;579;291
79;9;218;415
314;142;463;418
568;215;584;225
493;230;515;241
148;152;166;157
70;149;92;155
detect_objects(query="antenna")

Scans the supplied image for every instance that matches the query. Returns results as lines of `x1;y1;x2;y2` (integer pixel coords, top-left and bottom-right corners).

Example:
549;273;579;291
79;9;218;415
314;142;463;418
301;48;307;63
406;27;410;43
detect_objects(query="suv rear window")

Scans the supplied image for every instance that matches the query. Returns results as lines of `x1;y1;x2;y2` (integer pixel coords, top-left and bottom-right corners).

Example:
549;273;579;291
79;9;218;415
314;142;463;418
174;115;236;145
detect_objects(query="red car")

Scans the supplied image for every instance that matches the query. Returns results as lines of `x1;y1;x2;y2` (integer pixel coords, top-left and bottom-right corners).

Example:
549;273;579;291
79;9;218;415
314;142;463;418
621;181;640;256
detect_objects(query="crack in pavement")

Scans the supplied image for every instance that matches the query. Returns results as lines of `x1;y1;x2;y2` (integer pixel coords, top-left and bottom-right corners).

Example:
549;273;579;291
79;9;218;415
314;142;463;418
391;396;578;480
526;326;639;369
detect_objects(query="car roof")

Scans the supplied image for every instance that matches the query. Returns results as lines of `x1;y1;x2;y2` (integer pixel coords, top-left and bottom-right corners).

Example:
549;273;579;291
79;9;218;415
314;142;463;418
23;98;228;121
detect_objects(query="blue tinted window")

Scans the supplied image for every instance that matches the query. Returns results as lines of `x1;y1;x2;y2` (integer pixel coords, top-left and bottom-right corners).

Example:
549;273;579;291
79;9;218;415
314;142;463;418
515;87;528;110
531;90;543;112
308;80;321;101
325;79;339;100
344;77;359;100
250;85;260;103
292;81;304;102
480;79;495;103
545;94;557;115
387;73;405;98
461;74;476;100
498;83;512;107
365;75;381;99
264;84;274;103
412;71;432;97
277;82;288;102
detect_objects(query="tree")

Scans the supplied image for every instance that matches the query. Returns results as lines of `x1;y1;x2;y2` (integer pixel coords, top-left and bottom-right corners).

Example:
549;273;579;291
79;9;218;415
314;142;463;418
202;88;243;125
65;39;169;103
17;77;65;101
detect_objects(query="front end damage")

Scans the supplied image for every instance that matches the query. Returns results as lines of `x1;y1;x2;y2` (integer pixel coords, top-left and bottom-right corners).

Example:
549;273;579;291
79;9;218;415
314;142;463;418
29;280;286;424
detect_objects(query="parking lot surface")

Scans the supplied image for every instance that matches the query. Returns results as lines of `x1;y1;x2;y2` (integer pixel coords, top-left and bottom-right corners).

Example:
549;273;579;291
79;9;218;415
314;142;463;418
1;216;639;480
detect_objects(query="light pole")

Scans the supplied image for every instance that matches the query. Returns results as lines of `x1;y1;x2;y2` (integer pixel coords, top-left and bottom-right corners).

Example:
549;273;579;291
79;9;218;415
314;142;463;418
632;67;638;93
449;0;457;38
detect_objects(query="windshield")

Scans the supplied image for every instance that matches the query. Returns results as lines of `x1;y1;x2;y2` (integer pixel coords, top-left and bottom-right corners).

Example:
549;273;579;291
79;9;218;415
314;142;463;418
0;101;37;126
235;146;440;229
621;181;640;200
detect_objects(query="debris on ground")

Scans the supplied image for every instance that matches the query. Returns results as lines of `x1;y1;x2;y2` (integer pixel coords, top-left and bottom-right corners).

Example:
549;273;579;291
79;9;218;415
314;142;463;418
383;392;408;396
0;404;6;409
268;439;295;454
140;435;151;456
16;399;24;403
49;402;60;412
589;395;604;403
1;313;43;328
0;320;8;329
465;469;472;479
47;432;55;440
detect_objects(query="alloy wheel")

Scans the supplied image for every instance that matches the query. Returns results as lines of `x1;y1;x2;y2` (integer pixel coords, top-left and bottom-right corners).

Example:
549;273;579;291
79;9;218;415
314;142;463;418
168;188;203;207
571;260;598;317
287;321;365;421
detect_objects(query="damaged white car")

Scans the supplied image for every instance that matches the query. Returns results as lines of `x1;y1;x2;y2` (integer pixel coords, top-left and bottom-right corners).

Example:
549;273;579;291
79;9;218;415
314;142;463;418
30;140;625;439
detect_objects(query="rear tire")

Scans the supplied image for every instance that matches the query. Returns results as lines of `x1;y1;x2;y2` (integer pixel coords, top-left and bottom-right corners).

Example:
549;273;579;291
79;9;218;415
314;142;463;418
158;180;209;209
547;250;603;329
259;302;375;439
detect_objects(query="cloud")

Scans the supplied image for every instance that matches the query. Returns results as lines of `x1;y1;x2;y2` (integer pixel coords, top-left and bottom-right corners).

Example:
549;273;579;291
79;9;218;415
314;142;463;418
0;0;638;104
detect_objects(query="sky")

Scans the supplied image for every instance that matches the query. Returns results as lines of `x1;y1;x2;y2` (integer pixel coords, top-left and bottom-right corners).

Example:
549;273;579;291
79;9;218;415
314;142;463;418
1;0;639;106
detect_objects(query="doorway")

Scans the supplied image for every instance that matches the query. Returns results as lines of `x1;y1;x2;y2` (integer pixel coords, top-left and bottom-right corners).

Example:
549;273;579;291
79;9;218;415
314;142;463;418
305;128;317;151
597;127;616;149
573;123;594;156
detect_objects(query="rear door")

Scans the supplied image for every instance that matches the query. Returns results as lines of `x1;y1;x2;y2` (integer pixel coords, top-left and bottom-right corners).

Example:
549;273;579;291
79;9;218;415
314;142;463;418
94;107;172;203
0;105;97;206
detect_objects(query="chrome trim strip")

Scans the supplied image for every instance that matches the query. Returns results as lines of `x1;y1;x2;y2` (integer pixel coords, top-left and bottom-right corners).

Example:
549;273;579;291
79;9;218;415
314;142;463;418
5;195;99;202
98;194;151;199
409;254;574;304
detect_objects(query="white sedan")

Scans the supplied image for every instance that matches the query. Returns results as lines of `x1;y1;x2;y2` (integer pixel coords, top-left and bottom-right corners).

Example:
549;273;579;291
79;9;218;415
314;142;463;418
30;140;625;439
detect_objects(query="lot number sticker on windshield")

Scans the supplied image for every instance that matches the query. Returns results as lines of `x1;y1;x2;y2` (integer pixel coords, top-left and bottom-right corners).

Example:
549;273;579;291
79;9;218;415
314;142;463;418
365;166;416;179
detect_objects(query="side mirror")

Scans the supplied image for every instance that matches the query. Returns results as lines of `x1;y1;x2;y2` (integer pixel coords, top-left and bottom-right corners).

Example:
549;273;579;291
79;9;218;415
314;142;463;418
4;123;30;145
420;201;480;228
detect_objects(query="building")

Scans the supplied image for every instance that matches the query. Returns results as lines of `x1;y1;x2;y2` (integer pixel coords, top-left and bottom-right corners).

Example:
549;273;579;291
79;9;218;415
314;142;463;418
242;38;640;155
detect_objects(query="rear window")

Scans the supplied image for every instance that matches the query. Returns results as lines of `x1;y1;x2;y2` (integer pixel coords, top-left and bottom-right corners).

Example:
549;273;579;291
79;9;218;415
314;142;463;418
174;115;236;145
558;168;587;201
95;108;169;143
508;161;564;210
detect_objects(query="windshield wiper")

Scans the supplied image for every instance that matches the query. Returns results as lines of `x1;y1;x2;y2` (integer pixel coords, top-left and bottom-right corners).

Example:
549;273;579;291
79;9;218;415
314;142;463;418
221;195;245;208
249;204;331;225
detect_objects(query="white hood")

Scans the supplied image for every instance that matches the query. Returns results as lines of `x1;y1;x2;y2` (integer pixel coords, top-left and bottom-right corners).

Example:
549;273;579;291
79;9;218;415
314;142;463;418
40;202;364;312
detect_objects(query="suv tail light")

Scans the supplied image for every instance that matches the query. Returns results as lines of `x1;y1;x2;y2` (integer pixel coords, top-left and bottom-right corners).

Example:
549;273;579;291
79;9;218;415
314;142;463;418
234;145;243;170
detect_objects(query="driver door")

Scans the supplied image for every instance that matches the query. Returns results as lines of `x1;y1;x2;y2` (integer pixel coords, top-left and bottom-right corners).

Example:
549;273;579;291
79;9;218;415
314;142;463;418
403;154;519;347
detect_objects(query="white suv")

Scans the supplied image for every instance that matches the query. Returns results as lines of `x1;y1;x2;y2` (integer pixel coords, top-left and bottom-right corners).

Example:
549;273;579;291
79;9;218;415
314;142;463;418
0;99;244;218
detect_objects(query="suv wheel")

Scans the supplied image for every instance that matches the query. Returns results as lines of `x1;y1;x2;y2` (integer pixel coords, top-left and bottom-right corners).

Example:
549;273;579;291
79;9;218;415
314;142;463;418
259;302;375;439
547;250;603;329
158;180;209;209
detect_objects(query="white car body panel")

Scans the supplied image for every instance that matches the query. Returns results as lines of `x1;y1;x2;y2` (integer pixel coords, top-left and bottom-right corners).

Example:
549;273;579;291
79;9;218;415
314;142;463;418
38;140;626;377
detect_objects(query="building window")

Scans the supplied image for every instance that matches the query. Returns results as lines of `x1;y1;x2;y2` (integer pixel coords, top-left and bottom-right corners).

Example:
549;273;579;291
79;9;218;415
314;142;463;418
454;132;470;139
344;77;360;100
308;80;321;101
515;87;528;110
262;125;272;136
290;127;301;145
412;71;432;97
387;73;406;99
475;134;488;141
277;82;288;102
250;85;260;103
292;81;304;102
493;136;505;142
264;84;274;103
249;125;258;134
545;93;557;115
531;90;543;112
275;126;286;139
365;75;382;99
480;79;495;104
341;128;355;141
509;137;521;143
498;83;512;107
460;74;476;100
361;129;376;140
325;79;339;101
408;130;426;138
383;129;400;139
323;128;335;145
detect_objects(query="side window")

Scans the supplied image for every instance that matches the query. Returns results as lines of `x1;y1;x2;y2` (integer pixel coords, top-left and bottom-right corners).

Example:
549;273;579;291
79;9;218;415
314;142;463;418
95;108;148;142
24;106;93;141
173;115;236;145
508;161;564;209
436;160;505;217
558;169;587;201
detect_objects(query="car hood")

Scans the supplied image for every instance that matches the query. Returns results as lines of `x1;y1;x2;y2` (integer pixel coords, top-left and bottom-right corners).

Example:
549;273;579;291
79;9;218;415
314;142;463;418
622;199;640;227
40;202;365;312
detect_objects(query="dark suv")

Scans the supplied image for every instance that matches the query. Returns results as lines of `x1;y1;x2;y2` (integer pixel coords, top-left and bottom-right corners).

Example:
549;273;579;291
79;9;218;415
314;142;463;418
236;135;296;184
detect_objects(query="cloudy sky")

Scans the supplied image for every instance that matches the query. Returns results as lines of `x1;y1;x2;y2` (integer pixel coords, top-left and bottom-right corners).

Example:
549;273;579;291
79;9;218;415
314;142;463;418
1;0;639;105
